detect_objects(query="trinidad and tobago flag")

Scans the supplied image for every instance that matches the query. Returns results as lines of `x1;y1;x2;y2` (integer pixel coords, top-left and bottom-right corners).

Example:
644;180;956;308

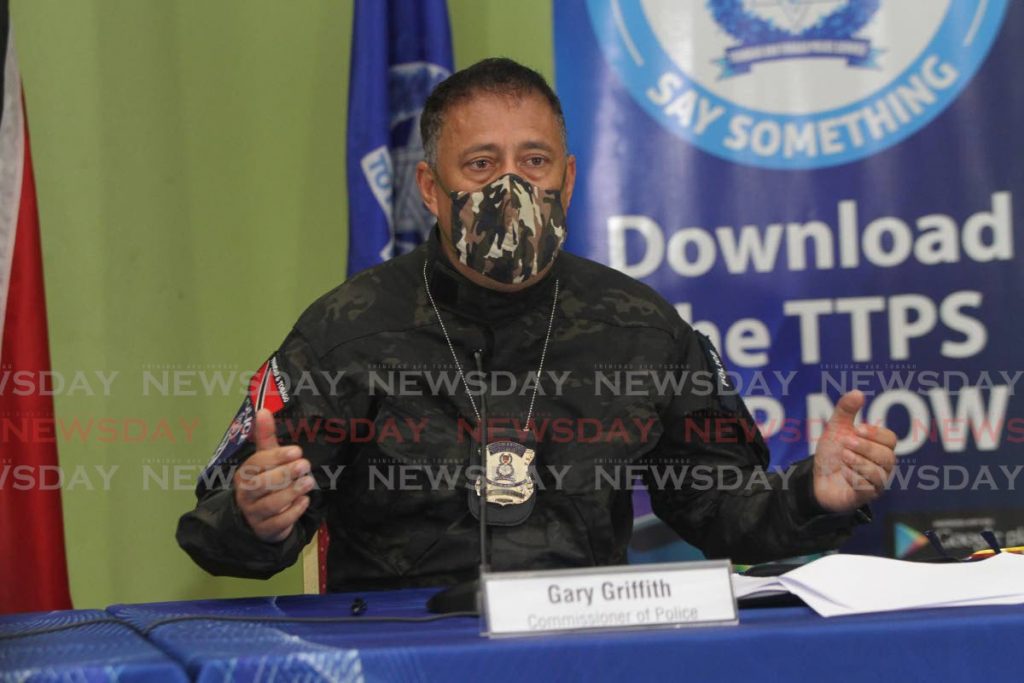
0;1;73;613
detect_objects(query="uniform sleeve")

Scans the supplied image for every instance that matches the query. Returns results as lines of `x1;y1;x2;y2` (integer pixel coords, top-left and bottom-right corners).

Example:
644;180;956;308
642;328;868;565
175;327;359;579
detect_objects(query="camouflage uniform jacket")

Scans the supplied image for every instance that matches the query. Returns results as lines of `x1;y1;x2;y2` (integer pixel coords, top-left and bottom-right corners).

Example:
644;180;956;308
177;230;865;591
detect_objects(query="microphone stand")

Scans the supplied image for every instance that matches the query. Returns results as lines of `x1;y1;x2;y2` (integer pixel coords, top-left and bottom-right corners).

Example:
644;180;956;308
475;350;490;575
426;350;489;614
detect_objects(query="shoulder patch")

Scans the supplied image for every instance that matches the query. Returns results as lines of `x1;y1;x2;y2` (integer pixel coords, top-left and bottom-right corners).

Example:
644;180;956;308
249;355;290;414
209;395;254;466
694;332;741;413
197;355;289;495
197;395;256;495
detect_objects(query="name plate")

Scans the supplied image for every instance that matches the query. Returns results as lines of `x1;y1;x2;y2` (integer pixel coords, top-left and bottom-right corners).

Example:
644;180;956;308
480;560;737;637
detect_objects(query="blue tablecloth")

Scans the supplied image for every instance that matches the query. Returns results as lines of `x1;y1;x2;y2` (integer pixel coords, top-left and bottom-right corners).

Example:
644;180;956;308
0;608;188;682
107;588;1024;682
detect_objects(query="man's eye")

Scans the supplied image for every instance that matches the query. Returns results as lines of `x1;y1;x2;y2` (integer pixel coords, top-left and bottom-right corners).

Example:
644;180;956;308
525;156;548;167
469;159;491;170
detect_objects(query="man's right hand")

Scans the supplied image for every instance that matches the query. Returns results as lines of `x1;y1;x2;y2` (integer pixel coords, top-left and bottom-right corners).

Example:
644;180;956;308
233;408;314;543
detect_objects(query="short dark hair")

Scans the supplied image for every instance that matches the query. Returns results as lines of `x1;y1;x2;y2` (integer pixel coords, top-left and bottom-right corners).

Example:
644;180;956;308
420;57;567;166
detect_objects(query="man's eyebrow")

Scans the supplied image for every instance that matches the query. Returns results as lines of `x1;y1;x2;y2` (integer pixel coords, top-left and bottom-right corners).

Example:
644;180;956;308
457;141;559;158
458;143;501;158
519;140;557;153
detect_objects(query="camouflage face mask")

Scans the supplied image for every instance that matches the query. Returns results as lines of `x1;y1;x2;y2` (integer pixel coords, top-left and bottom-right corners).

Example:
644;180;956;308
438;172;567;285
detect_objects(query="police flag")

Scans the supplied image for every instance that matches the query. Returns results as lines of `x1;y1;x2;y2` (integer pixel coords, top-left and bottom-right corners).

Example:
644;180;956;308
345;0;453;275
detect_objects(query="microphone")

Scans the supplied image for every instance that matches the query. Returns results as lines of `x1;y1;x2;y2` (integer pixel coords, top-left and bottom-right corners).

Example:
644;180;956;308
474;349;490;574
426;349;490;614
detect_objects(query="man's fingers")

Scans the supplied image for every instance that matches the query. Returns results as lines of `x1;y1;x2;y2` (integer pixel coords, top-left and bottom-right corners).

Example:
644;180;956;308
236;458;310;503
235;445;303;481
844;432;896;471
248;475;315;522
252;495;310;543
251;458;311;493
841;449;886;492
855;423;898;451
252;408;281;451
840;464;874;495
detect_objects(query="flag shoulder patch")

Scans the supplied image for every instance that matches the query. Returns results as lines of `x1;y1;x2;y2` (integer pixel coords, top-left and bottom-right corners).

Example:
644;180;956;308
249;355;290;414
198;356;291;492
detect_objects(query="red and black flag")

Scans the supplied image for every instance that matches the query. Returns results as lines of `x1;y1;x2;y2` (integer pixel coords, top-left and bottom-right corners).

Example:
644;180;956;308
0;0;73;613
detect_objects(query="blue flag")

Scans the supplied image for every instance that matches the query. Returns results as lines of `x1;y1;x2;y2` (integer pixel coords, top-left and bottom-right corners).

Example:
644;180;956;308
346;0;453;275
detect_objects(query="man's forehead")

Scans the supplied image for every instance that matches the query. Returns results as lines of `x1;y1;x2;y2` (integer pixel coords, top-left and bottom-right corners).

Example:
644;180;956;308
437;91;561;149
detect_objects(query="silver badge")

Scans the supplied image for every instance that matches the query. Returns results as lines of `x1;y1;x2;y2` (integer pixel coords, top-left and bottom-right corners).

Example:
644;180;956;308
475;440;536;506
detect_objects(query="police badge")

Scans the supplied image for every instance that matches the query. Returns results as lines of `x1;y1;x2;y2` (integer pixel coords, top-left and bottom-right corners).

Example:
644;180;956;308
468;431;538;526
710;0;882;78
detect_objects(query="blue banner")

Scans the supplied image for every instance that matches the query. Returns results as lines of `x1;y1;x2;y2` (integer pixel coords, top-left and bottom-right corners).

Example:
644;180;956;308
556;0;1024;559
346;0;453;275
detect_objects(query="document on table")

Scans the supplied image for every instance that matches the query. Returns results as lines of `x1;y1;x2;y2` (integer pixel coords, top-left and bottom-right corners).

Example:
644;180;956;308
731;552;1024;617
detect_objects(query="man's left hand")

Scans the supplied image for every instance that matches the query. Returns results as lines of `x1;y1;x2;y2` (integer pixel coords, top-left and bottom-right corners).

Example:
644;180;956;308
812;390;898;514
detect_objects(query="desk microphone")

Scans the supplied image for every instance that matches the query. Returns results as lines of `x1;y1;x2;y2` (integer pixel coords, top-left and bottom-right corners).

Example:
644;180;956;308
426;349;490;614
474;349;490;575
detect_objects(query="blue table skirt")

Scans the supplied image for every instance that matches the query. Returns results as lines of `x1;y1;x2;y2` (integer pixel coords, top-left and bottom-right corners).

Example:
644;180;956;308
0;608;188;682
107;588;1024;683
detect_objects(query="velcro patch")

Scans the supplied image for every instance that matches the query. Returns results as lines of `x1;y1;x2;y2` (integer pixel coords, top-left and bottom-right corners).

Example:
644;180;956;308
249;355;290;414
694;332;741;414
196;355;289;495
197;395;256;494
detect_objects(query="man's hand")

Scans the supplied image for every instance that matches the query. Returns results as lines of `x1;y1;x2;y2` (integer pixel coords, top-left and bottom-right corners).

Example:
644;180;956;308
812;390;897;514
233;409;314;543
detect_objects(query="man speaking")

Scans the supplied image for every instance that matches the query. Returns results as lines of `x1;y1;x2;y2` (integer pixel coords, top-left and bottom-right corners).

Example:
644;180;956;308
177;58;897;591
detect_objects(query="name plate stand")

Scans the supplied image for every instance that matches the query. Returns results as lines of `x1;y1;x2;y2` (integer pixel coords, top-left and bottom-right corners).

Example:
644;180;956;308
480;560;738;637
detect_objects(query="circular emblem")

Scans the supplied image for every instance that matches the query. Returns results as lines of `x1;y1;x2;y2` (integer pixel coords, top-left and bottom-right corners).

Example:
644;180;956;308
376;62;451;257
588;0;1007;168
495;453;515;480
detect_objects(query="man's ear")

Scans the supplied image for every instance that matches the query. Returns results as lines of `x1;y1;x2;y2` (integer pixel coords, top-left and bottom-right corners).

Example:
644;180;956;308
416;160;441;217
562;154;577;213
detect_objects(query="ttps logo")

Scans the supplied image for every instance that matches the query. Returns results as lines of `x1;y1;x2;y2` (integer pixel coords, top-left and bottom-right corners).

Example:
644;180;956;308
359;62;450;258
709;0;882;78
588;0;1007;168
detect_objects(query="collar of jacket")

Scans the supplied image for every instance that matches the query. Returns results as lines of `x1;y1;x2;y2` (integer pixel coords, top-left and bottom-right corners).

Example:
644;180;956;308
424;225;562;324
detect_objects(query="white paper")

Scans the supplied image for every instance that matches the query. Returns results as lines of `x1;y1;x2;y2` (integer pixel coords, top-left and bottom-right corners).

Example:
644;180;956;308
729;573;788;600
731;552;1024;617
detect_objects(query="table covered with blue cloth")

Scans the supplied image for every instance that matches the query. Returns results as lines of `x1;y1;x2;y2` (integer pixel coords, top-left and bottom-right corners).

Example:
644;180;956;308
104;588;1024;682
0;608;188;682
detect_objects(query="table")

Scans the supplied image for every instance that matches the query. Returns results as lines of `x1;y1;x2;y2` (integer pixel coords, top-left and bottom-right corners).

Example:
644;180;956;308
0;608;188;682
106;588;1024;682
4;590;1022;682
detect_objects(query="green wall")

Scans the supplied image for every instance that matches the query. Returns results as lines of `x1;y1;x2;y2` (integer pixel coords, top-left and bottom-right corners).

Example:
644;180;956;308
10;0;553;609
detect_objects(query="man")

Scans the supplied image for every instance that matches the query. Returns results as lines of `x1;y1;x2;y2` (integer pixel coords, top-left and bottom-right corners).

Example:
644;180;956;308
177;58;897;591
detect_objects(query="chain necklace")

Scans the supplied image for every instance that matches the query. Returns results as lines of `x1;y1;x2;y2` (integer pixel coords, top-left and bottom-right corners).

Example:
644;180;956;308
422;260;559;432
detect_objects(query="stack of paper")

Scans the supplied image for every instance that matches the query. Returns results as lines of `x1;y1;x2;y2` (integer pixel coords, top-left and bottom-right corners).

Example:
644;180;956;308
731;552;1024;617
